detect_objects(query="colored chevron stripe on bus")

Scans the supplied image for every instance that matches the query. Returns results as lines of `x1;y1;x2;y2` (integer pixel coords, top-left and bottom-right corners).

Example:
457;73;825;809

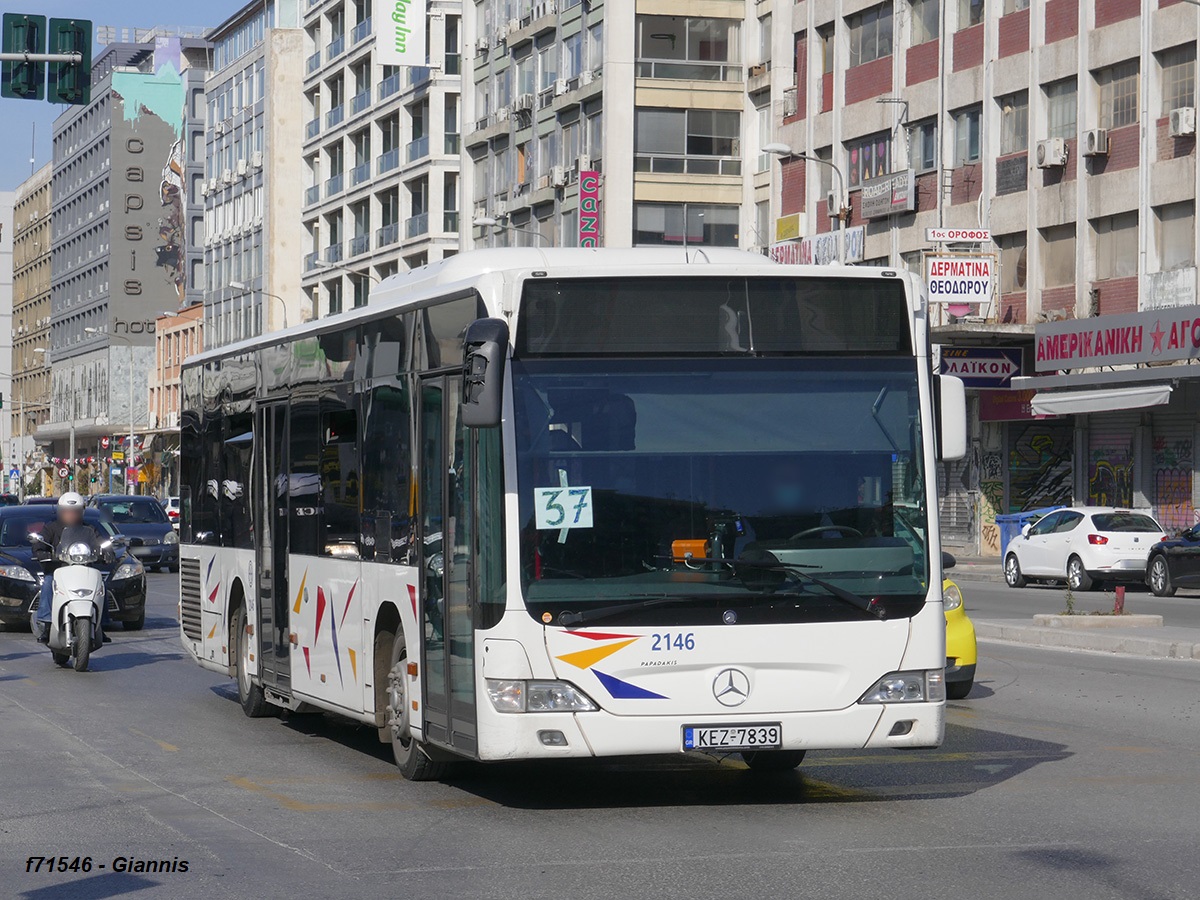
555;632;667;700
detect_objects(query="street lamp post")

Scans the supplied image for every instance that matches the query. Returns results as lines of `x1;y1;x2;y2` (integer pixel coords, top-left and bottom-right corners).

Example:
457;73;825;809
229;281;290;330
763;143;850;264
85;327;136;495
473;215;550;246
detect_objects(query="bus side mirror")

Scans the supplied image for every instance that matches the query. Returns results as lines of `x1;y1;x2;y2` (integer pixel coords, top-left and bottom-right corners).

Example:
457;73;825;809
935;374;967;461
462;317;510;429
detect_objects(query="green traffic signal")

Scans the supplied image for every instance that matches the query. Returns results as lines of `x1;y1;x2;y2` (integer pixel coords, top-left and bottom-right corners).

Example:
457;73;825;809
48;18;91;106
1;14;47;101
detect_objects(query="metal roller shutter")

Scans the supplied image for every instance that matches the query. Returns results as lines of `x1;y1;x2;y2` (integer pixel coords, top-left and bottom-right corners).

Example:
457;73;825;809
937;455;973;546
1150;411;1195;531
1006;419;1073;511
1087;413;1139;508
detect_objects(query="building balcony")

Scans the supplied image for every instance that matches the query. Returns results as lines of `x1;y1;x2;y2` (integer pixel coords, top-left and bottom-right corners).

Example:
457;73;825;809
405;213;429;239
409;66;431;86
351;88;371;115
349;234;370;256
377;223;400;247
306;51;321;75
443;211;460;233
305;117;321;140
377;148;400;175
378;72;401;101
350;161;371;186
325;243;344;264
352;17;372;44
444;133;460;154
406;135;430;163
325;173;344;197
304;251;321;271
634;154;743;176
325;105;345;128
634;59;741;82
326;35;345;62
304;185;321;205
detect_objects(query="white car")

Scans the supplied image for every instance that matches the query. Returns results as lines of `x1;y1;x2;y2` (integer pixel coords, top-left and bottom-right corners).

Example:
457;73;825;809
1004;506;1168;591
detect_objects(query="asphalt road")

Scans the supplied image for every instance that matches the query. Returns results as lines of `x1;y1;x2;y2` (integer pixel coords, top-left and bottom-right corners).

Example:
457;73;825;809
955;577;1200;628
1;574;1199;900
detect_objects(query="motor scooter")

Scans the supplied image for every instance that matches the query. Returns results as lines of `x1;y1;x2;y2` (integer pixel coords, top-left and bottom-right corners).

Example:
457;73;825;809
28;529;124;672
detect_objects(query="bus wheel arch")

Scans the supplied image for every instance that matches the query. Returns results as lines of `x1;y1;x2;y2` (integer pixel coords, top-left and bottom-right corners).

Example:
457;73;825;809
374;612;446;781
229;586;271;718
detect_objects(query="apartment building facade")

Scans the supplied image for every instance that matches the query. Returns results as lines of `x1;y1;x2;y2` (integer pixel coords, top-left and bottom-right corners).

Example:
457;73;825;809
203;0;308;347
0;190;13;494
11;163;52;488
301;0;464;319
41;34;210;475
768;0;1200;551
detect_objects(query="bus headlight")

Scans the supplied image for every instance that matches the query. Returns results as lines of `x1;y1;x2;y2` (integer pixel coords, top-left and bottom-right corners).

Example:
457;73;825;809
486;679;598;713
859;670;945;704
942;582;963;611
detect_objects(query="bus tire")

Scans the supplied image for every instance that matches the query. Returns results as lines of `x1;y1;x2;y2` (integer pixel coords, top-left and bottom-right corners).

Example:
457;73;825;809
384;628;445;782
741;750;806;772
233;606;270;718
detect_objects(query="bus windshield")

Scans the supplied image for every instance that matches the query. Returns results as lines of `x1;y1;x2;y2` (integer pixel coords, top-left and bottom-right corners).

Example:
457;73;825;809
513;357;930;625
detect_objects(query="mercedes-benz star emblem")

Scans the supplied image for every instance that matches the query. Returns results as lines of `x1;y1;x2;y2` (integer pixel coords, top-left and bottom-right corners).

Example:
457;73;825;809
713;668;751;707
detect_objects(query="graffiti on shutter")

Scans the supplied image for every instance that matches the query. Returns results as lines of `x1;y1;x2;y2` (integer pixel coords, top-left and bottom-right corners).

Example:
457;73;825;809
1151;412;1194;531
1007;420;1073;511
1088;414;1138;508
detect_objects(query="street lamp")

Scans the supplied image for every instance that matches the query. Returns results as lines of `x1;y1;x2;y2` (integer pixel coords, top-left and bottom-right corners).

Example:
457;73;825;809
85;326;137;495
763;142;850;263
474;215;550;246
230;280;290;330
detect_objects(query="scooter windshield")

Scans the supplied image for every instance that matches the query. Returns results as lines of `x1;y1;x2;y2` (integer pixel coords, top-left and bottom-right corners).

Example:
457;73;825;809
56;525;102;565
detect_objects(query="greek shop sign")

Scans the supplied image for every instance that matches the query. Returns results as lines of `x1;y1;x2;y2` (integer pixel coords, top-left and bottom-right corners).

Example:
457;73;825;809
1034;305;1200;371
925;255;995;303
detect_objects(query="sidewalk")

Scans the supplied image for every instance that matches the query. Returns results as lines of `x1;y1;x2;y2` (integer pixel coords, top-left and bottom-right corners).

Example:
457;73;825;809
946;554;1006;584
974;619;1200;661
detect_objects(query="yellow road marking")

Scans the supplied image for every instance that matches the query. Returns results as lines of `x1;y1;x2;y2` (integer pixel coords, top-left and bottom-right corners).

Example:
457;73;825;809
226;775;493;812
129;727;179;752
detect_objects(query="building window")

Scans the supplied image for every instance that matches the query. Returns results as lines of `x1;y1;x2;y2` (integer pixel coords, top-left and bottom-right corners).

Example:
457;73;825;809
1094;212;1139;281
911;0;939;44
848;4;893;68
1161;45;1196;117
1002;0;1030;12
908;119;937;172
1045;78;1077;140
954;106;982;164
997;233;1028;293
958;0;984;28
1097;60;1139;130
846;133;890;187
1156;202;1195;271
819;24;834;74
999;91;1028;155
757;14;772;64
635;16;740;80
756;103;771;172
634;203;739;247
634;107;742;175
1040;224;1076;288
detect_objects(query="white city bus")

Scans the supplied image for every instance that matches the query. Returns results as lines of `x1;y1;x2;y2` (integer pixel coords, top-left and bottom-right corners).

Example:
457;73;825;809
179;248;966;780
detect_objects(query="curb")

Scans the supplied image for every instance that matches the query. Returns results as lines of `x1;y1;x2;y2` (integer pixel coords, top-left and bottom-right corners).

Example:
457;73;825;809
975;621;1200;660
949;568;1006;585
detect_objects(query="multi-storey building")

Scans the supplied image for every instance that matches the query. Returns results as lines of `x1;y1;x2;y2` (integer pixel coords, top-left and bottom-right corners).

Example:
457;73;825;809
148;303;204;496
11;163;52;488
766;0;1200;552
464;0;772;250
203;0;307;347
301;0;464;319
0;190;13;493
41;32;210;478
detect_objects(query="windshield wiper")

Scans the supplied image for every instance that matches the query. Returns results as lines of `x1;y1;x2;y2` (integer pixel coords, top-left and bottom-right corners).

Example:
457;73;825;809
556;595;707;628
729;556;887;620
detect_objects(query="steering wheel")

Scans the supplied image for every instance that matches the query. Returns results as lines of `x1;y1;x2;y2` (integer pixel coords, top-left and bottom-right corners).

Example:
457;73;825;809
789;525;863;541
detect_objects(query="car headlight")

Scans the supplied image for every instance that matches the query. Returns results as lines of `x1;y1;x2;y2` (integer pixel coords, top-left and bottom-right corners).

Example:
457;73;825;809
112;561;145;580
0;564;35;582
943;582;963;611
859;670;946;704
163;531;179;545
485;679;598;713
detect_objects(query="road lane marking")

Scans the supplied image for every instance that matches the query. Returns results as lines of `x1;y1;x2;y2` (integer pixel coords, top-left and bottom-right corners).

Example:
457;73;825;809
129;727;179;752
225;775;494;812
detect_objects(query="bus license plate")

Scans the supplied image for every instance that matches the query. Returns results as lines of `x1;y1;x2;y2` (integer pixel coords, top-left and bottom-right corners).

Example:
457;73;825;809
683;724;782;751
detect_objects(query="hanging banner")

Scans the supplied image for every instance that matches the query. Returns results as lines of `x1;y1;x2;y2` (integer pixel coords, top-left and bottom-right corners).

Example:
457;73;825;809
579;171;600;247
376;0;427;67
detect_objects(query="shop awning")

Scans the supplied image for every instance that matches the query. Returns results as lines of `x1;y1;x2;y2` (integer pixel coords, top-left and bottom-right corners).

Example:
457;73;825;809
1030;384;1173;416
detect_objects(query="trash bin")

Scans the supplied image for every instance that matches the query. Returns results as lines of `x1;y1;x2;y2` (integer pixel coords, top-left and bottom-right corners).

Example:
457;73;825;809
995;506;1064;559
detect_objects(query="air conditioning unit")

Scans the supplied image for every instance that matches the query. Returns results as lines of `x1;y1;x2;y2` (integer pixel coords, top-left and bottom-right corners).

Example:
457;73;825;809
208;177;219;193
494;200;508;218
214;121;226;134
507;17;520;32
550;165;568;187
1169;106;1196;137
495;106;511;122
1082;128;1109;157
1035;138;1068;168
748;63;768;78
476;36;490;52
537;174;551;190
515;92;534;111
251;150;264;169
236;159;249;178
575;153;591;172
826;191;839;218
222;168;234;184
580;69;594;86
497;26;509;42
554;78;569;96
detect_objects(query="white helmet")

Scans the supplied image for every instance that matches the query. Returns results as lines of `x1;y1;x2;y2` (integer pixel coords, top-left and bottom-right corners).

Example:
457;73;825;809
58;492;85;509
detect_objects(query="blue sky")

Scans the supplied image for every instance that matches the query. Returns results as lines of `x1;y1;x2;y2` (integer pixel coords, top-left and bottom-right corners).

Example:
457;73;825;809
0;0;245;192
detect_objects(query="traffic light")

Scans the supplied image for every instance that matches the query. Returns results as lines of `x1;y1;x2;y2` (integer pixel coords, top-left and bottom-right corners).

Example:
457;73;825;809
1;14;47;101
47;18;91;106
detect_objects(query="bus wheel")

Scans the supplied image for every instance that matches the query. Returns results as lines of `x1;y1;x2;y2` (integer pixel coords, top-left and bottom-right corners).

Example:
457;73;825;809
234;606;270;718
386;629;445;782
741;750;806;772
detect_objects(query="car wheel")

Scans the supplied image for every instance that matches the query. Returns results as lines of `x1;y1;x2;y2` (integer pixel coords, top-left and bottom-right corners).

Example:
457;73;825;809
169;564;179;574
1148;555;1176;597
1067;555;1094;592
1004;553;1027;588
741;750;806;772
946;678;973;701
123;609;145;631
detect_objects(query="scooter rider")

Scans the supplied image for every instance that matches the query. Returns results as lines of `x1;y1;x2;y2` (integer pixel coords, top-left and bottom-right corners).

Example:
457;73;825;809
34;493;111;645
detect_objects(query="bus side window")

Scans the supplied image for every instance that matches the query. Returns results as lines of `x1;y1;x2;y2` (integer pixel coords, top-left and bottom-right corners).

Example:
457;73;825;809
361;383;413;564
321;403;360;558
288;399;322;557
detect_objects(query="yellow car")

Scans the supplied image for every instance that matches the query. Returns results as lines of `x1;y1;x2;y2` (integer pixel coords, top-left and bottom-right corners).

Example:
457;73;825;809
943;578;977;700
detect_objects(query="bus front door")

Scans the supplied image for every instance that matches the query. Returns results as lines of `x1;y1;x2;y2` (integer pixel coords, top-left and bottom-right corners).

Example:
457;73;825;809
255;402;290;693
419;375;477;755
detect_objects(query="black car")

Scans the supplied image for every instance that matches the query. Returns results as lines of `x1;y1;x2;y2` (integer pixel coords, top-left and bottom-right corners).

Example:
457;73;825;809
0;494;19;507
1146;526;1200;596
0;507;148;630
86;495;179;572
